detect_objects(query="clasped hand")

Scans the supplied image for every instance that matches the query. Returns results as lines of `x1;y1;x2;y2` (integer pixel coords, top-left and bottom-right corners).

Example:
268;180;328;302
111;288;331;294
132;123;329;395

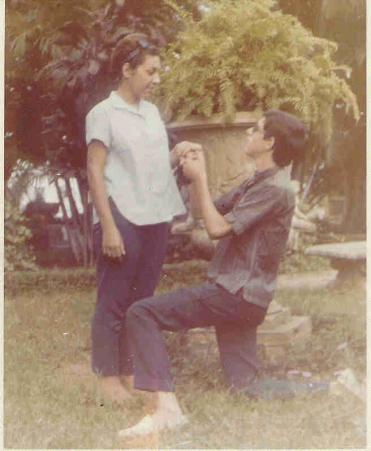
171;141;203;166
171;140;206;181
180;147;206;182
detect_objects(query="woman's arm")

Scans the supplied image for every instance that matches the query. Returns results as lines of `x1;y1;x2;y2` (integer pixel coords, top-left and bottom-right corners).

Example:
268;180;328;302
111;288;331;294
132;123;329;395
87;140;125;258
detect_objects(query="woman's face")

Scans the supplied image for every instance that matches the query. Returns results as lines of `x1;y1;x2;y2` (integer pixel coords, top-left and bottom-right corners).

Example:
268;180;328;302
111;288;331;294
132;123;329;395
124;54;161;100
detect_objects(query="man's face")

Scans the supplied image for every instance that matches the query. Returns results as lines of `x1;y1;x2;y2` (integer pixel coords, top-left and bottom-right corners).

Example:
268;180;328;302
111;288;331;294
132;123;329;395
126;54;161;99
244;117;272;158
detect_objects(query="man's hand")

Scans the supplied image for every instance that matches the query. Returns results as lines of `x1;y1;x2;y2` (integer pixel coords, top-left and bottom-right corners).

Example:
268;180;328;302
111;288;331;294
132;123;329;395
170;141;203;167
102;223;125;259
180;149;207;182
183;149;232;239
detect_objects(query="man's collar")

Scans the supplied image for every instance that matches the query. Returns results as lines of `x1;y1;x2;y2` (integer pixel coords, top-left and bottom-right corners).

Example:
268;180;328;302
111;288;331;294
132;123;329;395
242;166;287;193
108;91;145;115
254;166;279;181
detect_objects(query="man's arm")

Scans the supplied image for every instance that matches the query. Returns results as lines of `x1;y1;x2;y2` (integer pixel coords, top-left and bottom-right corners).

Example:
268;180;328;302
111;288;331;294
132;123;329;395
182;151;232;239
192;178;233;239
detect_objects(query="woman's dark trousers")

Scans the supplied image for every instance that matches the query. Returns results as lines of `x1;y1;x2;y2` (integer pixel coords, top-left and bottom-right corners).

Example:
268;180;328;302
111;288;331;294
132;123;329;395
91;203;170;376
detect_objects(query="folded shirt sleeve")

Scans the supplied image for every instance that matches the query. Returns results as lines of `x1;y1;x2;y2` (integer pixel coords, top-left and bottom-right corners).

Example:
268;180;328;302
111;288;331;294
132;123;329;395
213;185;243;215
85;106;111;149
224;185;284;235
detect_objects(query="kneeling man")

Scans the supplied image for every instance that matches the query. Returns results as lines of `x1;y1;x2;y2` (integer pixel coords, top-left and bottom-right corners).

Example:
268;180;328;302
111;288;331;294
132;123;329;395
119;110;308;437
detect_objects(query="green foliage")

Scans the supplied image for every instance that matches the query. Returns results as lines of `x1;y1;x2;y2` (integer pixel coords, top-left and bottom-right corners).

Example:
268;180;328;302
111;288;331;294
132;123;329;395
156;0;359;143
5;0;201;177
278;0;322;30
6;160;44;206
4;199;37;272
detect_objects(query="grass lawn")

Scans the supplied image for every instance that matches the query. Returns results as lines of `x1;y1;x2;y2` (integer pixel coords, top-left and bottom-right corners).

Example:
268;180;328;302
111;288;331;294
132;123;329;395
4;261;366;449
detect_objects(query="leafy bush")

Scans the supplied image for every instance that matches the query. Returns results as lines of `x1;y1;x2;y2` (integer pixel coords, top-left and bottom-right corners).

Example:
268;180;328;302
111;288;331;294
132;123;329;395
4;261;209;296
4;199;37;272
157;0;358;142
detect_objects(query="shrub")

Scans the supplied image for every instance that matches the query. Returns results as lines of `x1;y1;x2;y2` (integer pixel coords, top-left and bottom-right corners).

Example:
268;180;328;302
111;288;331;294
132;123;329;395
4;199;37;272
157;0;358;142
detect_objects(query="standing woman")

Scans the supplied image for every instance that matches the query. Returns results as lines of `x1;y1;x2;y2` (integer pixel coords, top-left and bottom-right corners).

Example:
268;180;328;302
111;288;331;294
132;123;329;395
86;34;187;401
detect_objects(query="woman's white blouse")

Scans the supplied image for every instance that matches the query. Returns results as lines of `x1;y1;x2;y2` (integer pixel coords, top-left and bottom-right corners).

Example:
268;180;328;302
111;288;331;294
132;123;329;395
86;91;186;225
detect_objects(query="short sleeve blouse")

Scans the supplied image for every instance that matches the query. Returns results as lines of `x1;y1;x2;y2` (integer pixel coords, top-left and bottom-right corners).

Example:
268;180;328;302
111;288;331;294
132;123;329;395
85;91;185;225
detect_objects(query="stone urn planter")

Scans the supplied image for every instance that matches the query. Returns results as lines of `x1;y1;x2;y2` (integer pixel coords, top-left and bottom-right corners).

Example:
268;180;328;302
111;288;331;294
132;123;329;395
167;111;260;257
167;111;259;197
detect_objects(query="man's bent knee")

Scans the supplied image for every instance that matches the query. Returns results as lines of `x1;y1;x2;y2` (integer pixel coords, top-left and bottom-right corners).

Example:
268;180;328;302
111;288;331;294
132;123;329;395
126;298;154;325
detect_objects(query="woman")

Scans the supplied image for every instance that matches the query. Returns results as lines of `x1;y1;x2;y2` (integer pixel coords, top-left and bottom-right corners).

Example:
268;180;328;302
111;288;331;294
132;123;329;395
86;33;192;402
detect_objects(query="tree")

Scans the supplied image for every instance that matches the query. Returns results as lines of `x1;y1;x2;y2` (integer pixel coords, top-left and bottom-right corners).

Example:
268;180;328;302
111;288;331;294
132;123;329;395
155;0;360;212
5;198;37;272
156;0;358;143
279;0;366;233
5;0;200;265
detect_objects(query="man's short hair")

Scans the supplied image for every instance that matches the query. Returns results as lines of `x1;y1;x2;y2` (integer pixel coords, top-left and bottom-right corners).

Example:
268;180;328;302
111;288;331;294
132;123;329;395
263;110;308;167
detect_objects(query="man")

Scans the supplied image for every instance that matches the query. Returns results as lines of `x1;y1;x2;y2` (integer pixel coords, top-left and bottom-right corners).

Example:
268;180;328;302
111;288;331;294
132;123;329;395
119;110;308;438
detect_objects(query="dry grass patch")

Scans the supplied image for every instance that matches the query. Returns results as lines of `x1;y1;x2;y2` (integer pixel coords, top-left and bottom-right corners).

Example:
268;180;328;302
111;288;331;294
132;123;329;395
4;264;366;448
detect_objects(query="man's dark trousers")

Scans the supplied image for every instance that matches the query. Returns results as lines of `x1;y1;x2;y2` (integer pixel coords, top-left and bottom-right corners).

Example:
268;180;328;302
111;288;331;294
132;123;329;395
91;201;170;377
125;283;267;392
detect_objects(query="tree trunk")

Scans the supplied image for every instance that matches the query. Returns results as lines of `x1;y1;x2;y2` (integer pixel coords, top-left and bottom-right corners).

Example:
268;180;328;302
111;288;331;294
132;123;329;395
54;177;82;264
341;161;366;234
64;175;82;229
316;0;366;235
76;173;94;266
62;175;86;263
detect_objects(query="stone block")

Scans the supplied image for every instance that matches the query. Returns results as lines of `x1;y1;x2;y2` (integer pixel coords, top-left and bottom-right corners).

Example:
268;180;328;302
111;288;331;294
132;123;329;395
257;315;312;347
177;310;312;367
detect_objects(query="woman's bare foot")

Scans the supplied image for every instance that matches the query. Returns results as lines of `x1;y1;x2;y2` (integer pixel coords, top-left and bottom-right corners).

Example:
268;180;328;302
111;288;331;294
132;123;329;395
121;375;134;390
120;375;153;402
99;376;132;404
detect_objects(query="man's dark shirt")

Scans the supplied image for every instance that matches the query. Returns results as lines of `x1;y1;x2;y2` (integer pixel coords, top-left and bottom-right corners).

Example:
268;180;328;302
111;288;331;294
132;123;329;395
208;167;295;309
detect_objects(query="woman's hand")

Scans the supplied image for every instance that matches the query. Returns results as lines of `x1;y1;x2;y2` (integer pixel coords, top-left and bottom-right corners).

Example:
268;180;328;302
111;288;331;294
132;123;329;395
170;141;203;168
102;223;125;259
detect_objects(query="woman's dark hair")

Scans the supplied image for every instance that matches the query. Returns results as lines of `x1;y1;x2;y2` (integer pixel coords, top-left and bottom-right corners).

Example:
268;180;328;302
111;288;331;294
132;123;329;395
110;33;159;82
263;110;308;167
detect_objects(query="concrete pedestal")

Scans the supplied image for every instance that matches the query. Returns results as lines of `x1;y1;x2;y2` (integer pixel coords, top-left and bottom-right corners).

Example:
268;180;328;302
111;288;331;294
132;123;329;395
171;300;312;366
